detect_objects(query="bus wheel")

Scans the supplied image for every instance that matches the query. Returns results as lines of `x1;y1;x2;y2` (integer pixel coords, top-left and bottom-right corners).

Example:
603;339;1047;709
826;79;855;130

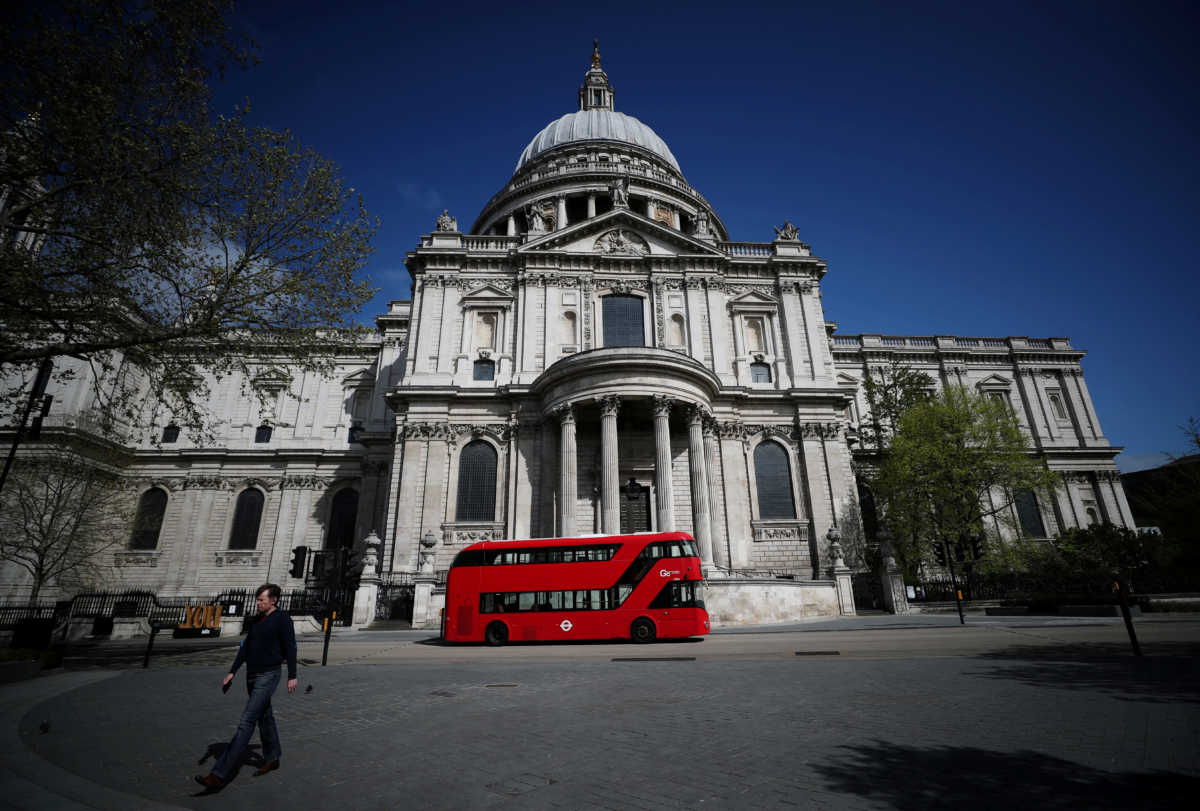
631;618;656;643
485;621;508;647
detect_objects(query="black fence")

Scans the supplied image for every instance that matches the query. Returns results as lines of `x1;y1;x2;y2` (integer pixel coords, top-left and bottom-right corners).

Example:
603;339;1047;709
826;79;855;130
909;573;1135;604
0;600;66;629
2;587;357;639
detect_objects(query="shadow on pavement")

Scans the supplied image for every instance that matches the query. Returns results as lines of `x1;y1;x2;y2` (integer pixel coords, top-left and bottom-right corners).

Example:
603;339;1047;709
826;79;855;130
813;740;1198;810
968;642;1200;703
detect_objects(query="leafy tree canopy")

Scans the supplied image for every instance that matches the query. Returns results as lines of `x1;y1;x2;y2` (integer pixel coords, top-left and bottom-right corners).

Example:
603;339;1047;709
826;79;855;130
872;385;1058;574
0;0;377;440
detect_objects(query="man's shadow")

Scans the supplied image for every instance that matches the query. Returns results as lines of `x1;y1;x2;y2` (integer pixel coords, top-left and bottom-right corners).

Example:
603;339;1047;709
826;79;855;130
192;742;265;795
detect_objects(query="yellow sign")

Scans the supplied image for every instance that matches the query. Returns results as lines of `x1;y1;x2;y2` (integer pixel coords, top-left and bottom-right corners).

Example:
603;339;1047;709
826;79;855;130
179;604;222;630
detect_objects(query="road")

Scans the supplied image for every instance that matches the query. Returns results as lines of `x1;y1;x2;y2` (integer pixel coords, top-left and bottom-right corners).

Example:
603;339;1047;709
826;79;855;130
2;614;1198;809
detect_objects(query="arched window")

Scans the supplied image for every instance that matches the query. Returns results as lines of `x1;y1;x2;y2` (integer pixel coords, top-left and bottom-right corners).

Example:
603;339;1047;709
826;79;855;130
754;440;796;519
325;488;359;551
473;359;495;381
456;440;498;522
129;488;168;550
228;488;264;550
669;314;686;347
1014;489;1046;538
750;362;772;383
602;295;644;347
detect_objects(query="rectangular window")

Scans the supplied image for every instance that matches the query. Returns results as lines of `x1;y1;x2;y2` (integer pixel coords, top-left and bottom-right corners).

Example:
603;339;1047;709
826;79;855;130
1014;489;1046;538
161;424;180;443
472;360;495;381
254;425;273;443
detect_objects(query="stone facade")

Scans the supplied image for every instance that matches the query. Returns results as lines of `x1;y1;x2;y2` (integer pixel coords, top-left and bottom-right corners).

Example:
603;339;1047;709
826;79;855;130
0;52;1131;620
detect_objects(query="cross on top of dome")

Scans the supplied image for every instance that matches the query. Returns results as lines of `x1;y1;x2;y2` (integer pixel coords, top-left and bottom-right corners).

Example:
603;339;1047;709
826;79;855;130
579;39;614;112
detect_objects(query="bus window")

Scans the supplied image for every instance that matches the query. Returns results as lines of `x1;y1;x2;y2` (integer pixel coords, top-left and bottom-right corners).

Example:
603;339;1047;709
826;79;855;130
518;592;536;611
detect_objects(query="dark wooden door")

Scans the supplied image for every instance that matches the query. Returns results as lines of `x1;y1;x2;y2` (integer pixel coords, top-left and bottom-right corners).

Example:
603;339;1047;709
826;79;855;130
620;483;651;533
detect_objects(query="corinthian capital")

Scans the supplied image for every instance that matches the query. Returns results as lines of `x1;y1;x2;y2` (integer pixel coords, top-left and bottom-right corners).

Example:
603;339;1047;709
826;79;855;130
652;394;673;418
600;394;621;417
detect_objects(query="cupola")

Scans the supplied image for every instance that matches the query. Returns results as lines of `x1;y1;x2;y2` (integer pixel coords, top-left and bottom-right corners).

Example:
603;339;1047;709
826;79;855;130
578;40;614;111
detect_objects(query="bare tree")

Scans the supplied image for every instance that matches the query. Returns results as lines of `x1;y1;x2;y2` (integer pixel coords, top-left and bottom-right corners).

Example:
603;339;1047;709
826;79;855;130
0;451;131;600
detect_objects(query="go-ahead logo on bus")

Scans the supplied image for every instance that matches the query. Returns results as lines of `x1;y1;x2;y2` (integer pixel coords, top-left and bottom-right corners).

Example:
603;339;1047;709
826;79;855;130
559;619;573;632
659;568;681;577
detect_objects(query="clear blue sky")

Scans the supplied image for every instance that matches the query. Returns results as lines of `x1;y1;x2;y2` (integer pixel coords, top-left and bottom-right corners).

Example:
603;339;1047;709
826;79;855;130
214;0;1199;472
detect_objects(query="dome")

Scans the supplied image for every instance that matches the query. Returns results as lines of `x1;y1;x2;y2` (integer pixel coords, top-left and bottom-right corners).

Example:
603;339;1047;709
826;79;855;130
515;109;681;175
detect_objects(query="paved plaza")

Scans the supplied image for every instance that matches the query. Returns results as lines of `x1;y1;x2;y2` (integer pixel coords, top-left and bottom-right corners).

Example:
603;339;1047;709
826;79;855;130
2;615;1199;809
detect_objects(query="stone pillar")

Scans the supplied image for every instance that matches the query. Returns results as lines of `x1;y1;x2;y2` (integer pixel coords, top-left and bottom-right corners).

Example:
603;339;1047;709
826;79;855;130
877;528;910;615
352;531;381;629
506;214;516;236
587;194;596;218
652;395;675;531
645;197;655;218
557;196;568;230
826;526;856;616
687;404;715;569
600;395;621;534
703;419;726;570
557;404;577;536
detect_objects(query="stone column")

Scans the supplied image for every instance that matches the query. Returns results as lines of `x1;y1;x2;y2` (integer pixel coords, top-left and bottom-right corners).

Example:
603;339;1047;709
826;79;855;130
557;404;577;536
703;419;725;569
506;214;516;236
557;196;568;230
645;197;655;218
652;395;675;532
686;404;714;569
600;395;621;534
587;194;596;218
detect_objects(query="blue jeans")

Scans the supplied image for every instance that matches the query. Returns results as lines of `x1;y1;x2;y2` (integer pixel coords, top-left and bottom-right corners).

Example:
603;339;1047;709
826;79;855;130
212;668;282;780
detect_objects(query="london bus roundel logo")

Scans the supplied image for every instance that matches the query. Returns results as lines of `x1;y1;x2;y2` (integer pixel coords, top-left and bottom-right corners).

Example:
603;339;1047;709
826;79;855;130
560;619;573;632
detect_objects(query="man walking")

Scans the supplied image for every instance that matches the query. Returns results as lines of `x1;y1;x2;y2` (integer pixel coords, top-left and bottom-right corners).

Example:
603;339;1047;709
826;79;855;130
195;583;297;789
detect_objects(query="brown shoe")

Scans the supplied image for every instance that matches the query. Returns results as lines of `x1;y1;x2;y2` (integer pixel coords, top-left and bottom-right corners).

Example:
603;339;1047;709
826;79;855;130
253;760;279;777
194;773;224;789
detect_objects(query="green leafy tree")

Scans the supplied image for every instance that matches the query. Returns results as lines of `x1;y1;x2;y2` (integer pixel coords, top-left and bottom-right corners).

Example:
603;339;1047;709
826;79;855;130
857;357;935;451
0;451;131;600
844;358;934;571
0;0;376;439
872;385;1059;575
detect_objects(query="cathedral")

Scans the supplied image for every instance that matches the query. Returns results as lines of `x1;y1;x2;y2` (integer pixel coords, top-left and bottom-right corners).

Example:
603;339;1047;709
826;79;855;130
0;47;1133;625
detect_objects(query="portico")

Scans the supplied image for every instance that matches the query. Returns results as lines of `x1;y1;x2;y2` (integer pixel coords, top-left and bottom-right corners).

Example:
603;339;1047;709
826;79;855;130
533;347;720;569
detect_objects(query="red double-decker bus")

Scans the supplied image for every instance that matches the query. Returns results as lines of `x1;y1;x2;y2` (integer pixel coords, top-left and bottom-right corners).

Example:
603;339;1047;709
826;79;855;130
442;531;709;645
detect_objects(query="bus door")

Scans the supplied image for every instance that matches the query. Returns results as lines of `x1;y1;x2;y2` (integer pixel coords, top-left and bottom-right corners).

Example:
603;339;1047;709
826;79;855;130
449;568;481;640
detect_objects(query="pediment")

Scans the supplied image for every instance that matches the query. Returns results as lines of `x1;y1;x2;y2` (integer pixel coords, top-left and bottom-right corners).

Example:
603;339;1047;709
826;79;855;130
836;372;860;387
518;208;727;258
975;373;1012;389
251;367;291;391
342;367;376;388
728;290;779;308
459;283;513;304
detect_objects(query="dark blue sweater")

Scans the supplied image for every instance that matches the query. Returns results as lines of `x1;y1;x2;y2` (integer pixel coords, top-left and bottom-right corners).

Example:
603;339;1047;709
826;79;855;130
230;609;297;679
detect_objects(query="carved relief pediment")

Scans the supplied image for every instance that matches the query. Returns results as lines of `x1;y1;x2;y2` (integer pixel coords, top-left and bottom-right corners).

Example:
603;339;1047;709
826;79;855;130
593;228;649;256
459;283;514;305
728;290;779;308
517;208;727;258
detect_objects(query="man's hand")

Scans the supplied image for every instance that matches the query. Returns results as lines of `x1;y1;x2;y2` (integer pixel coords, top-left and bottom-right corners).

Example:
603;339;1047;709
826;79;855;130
287;678;298;694
222;673;234;687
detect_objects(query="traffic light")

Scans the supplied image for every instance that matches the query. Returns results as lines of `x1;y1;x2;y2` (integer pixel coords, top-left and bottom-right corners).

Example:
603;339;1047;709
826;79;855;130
28;395;52;440
933;542;948;568
289;546;308;579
